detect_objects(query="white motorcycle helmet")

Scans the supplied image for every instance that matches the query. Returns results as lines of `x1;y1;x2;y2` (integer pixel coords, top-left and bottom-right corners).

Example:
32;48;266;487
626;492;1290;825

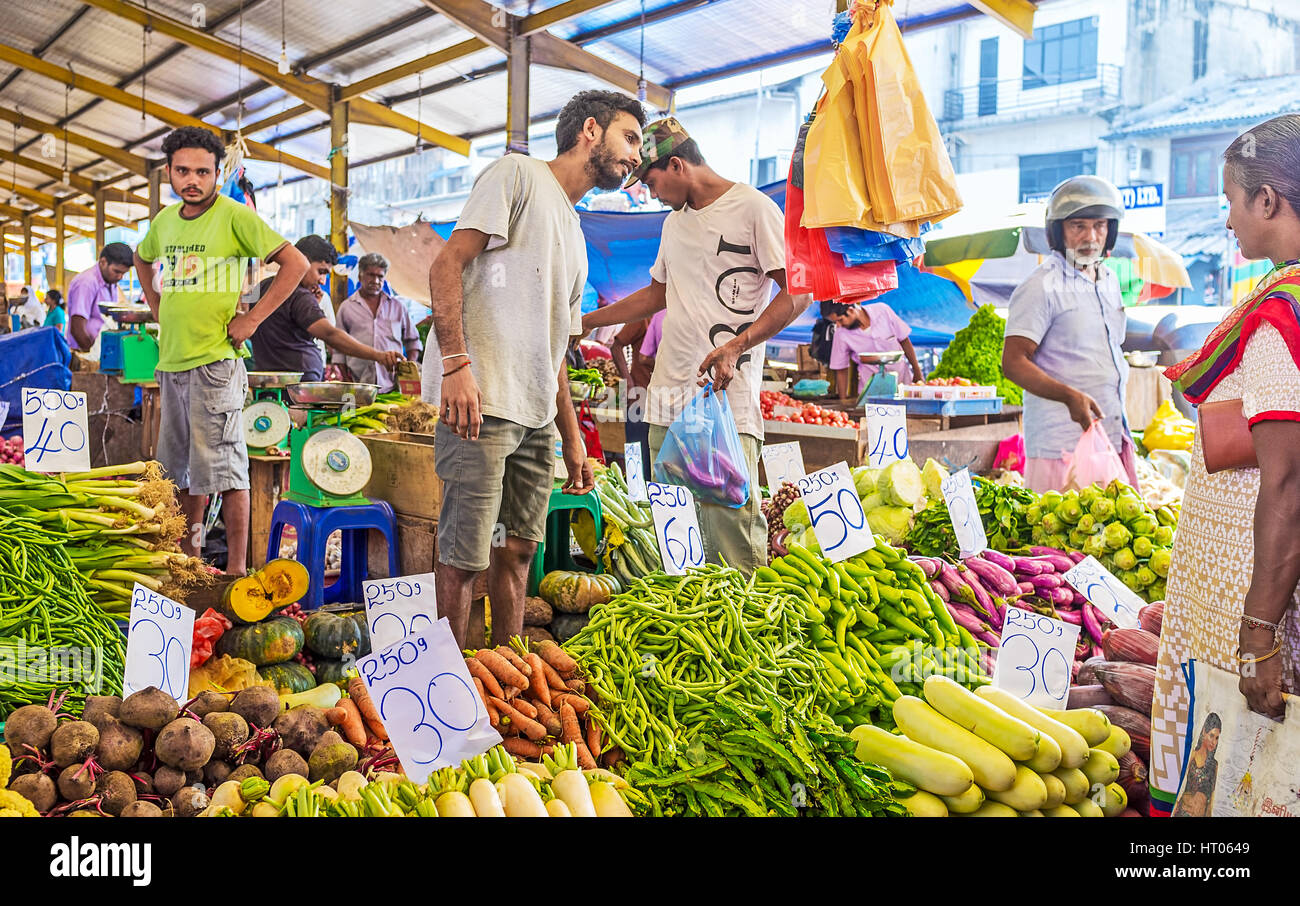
1045;175;1123;256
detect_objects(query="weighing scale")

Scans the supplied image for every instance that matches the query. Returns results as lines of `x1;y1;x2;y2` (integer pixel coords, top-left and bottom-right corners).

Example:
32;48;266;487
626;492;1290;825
242;371;302;454
283;382;379;508
97;304;160;382
856;350;904;406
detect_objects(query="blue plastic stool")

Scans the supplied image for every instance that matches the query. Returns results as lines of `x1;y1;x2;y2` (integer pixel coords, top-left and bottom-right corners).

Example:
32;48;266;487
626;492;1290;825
526;486;603;596
267;500;399;611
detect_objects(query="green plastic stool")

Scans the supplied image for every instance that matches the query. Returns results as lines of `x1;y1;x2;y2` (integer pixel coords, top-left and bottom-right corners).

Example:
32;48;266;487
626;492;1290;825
526;486;604;596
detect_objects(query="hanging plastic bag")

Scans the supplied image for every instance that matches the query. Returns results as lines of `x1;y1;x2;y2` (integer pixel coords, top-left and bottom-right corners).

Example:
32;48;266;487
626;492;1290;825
653;383;750;508
1062;421;1127;491
577;399;604;462
995;434;1026;474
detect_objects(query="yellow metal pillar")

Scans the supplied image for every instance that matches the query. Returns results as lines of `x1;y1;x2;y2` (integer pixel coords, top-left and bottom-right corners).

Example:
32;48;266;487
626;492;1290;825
329;90;350;313
22;214;32;286
54;203;66;294
149;164;163;217
94;188;107;251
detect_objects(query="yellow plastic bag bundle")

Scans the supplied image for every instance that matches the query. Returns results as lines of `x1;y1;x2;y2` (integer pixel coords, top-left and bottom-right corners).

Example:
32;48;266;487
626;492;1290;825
188;654;263;699
1143;400;1196;452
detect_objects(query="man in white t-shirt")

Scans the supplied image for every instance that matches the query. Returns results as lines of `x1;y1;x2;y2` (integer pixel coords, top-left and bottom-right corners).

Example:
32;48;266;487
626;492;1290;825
427;90;646;648
582;117;814;573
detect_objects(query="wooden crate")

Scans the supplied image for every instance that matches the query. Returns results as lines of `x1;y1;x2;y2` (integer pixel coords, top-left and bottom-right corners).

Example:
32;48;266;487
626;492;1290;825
248;455;291;569
359;432;441;521
762;419;871;477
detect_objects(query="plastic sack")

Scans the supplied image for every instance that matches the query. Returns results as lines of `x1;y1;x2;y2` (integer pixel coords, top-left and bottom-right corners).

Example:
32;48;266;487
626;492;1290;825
1062;422;1127;491
188;654;261;699
653;383;749;507
995;433;1026;474
1143;400;1195;452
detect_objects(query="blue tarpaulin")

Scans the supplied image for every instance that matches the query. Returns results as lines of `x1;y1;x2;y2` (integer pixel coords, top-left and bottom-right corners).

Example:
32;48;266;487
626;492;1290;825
0;327;72;431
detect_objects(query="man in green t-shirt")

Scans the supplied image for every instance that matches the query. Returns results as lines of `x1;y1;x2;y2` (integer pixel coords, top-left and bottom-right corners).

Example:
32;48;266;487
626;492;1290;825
135;127;308;575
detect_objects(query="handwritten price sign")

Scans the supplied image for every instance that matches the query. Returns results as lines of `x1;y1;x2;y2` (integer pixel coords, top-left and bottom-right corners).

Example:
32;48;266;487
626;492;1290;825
624;442;648;502
22;388;89;472
358;619;501;784
761;441;805;488
796;462;875;562
993;608;1080;710
1063;556;1143;630
364;572;438;653
941;468;987;559
863;404;908;468
648;482;705;575
124;585;195;705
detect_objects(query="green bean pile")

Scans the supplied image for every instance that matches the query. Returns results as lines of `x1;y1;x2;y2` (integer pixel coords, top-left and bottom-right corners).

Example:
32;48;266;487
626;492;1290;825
564;567;830;764
0;511;127;719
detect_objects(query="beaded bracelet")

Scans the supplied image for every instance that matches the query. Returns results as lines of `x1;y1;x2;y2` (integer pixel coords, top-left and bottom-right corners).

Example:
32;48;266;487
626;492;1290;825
1241;614;1280;632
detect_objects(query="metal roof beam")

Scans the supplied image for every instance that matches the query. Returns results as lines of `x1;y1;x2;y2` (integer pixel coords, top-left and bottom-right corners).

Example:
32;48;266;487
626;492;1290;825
340;38;487;101
1;183;134;228
296;7;439;72
237;103;317;136
0;106;151;177
0;6;91;97
0;147;149;207
0;205;95;237
517;0;626;38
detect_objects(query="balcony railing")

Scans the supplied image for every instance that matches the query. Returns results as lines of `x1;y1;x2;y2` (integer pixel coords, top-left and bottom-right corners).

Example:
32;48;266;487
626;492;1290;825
941;63;1122;125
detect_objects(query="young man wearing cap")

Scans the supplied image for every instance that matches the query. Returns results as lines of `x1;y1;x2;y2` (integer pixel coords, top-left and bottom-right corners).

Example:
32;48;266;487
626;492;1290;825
582;117;814;574
66;242;134;352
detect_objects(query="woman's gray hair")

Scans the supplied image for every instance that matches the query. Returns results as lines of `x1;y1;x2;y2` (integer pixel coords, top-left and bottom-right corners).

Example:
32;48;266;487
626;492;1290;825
357;252;389;272
1224;114;1300;215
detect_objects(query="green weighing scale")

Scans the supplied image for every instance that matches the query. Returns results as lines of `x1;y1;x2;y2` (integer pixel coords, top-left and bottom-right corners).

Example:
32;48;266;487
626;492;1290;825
856;350;905;407
282;382;379;507
242;371;302;454
97;304;160;382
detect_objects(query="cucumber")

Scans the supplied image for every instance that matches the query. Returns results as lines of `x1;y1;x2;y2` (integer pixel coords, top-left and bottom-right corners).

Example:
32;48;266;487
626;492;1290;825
892;695;1017;792
1082;748;1120;787
1074;795;1105;817
1040;771;1066;809
1024;731;1062;773
1094;724;1132;760
923;675;1042;761
1099;781;1128;817
1043;803;1081;817
979;685;1090;770
939;782;985;814
986;764;1049;811
850;724;974;797
1049;707;1112;747
1052;767;1090;805
896;790;948;817
956;800;1018;817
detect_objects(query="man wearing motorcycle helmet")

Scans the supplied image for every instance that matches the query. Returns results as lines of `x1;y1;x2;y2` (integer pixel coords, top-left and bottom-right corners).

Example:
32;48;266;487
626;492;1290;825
1002;175;1140;492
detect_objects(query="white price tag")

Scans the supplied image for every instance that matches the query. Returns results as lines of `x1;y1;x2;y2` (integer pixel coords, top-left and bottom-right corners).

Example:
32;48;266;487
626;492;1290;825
624;442;648;502
364;573;438;653
22;388;90;472
647;481;705;575
1063;556;1144;630
795;461;875;562
941;468;987;558
358;619;501;784
761;441;806;488
863;404;908;468
993;608;1080;710
123;584;195;706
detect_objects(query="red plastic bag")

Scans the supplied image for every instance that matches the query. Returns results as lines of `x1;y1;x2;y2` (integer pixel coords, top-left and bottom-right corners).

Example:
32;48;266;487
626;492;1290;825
786;174;898;301
1063;422;1126;491
578;399;604;462
191;607;232;669
995;434;1026;474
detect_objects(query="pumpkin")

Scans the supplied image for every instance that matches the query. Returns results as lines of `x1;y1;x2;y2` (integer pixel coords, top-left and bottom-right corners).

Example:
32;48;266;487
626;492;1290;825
313;659;352;688
216;575;273;625
259;559;311;607
303;611;361;659
258;662;315;694
537;571;622;614
217;617;304;666
342;610;371;657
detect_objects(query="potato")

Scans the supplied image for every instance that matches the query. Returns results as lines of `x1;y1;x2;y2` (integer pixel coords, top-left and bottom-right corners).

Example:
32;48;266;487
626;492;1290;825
119;687;180;730
230;686;280;729
203;760;232;786
170;786;209;818
202;711;250;762
523;596;553;627
131;772;155;796
95;771;137;816
272;706;329;756
263;748;308;782
50;720;99;767
57;763;96;802
152;765;187;799
3;704;57;751
308;742;359;784
155;719;216;771
120;801;163;817
9;773;56;812
316;730;344;749
82;695;122;730
190;690;231;719
227;764;264;785
95;717;144;772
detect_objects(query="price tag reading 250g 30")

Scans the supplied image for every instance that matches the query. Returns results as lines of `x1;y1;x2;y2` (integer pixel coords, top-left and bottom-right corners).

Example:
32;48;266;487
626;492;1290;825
993;608;1080;710
124;584;195;706
796;462;875;562
364;572;438;653
647;482;705;575
941;467;987;559
22;388;90;472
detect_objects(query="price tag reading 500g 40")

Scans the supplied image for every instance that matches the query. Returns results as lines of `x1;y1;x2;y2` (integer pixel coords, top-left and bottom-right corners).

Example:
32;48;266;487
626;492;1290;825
864;404;908;468
993;608;1080;710
795;461;875;562
124;584;195;706
941;467;987;559
364;572;438;653
647;482;705;575
22;388;89;473
1063;556;1144;630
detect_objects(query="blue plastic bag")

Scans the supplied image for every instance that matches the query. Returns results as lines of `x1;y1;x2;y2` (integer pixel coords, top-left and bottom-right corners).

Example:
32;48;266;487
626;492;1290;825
653;383;750;508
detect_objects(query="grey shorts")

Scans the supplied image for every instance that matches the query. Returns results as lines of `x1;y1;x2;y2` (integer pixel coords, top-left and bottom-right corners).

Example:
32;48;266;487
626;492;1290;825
435;417;557;572
156;358;251;496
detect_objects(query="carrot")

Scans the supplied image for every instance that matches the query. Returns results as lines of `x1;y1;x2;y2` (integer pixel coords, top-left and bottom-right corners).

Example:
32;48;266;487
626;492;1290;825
502;685;522;701
496;645;532;678
536;640;577;676
526;653;552;709
502;737;544;759
465;657;504;699
490;696;547;742
560;702;598;769
475;649;529;689
327;698;367;747
552;692;590;715
541;659;568;693
347;676;389;741
512;697;539;720
566;678;587;694
533;701;562;738
586;718;602;761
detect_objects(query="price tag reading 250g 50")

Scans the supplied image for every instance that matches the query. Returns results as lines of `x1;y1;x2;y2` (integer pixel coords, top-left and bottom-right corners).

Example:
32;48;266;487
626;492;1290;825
648;482;705;575
22;388;90;473
364;572;438;653
1063;556;1143;630
796;462;875;562
863;404;908;468
993;608;1080;710
124;584;195;706
941;467;987;559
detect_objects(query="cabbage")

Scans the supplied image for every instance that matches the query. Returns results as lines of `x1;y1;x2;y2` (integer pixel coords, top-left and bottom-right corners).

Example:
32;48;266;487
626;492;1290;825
852;467;878;498
866;506;914;545
860;492;885;512
921;458;949;500
783;498;811;531
876;459;925;507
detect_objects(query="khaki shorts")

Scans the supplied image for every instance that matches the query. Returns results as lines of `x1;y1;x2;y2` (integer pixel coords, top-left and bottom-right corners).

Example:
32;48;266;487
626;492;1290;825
435;417;557;572
156;358;250;496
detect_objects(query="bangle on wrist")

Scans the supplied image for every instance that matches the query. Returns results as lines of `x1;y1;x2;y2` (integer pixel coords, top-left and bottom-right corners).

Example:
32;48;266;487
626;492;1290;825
442;352;469;362
1234;640;1283;664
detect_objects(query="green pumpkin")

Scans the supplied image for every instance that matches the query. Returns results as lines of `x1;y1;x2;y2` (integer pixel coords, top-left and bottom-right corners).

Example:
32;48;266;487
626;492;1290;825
303;611;361;659
538;570;621;614
258;662;315;693
313;659;353;688
217;616;304;666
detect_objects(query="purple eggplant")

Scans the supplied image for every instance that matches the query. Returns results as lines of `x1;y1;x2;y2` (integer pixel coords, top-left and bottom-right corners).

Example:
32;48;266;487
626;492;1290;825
1042;586;1074;607
1056;608;1082;625
683;457;726;489
771;529;790;558
911;557;941;579
1033;553;1076;573
1027;545;1067;558
1030;573;1065;591
965;555;1020;597
937;561;970;602
1017;581;1035;595
1072;589;1087;607
1068;551;1086;564
959;567;1003;631
980;549;1018;573
928;579;950;603
1081;601;1108;645
1012;557;1049;577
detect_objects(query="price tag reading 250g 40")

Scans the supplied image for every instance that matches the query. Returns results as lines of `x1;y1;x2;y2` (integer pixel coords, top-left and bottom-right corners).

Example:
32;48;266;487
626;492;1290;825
796;462;875;562
22;388;90;473
647;482;705;575
864;404;908;468
358;619;501;784
993;608;1080;710
364;572;438;653
124;584;195;706
1063;556;1144;630
941;467;987;559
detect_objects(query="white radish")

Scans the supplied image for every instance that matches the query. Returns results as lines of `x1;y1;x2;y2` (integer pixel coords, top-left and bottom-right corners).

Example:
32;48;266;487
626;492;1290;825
467;777;504;817
552;770;597;817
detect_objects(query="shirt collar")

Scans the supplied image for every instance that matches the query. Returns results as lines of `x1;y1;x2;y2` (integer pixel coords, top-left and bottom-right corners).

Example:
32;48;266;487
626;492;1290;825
1047;250;1118;289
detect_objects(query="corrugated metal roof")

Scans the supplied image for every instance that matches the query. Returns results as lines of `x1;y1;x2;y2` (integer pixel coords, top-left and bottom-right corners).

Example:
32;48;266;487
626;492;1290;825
1105;72;1300;139
1162;202;1232;261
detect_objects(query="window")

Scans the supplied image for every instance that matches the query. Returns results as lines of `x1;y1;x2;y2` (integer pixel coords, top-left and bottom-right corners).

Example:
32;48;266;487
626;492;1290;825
978;37;999;117
305;218;315;235
1192;20;1208;80
1170;134;1232;198
1023;17;1099;88
752;156;778;186
1019;148;1097;201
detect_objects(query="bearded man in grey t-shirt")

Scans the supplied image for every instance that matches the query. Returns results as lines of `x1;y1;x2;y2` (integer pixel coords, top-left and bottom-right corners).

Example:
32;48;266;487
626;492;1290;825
428;90;646;648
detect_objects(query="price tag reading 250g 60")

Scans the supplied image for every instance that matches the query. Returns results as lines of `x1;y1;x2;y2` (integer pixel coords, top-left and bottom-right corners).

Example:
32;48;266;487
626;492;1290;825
1063;556;1143;630
864;404;908;468
364;572;438;653
796;461;875;562
993;608;1080;710
124;584;195;706
648;482;705;575
941;467;987;559
22;388;89;472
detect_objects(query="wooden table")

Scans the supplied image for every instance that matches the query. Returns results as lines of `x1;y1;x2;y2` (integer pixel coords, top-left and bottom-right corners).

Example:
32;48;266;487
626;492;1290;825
248;453;291;569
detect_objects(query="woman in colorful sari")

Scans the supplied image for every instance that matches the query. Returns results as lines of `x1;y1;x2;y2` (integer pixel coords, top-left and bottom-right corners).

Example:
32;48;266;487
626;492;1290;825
1150;114;1300;815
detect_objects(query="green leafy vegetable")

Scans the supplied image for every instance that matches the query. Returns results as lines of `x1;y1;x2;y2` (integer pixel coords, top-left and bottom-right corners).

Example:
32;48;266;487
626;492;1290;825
930;304;1024;405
